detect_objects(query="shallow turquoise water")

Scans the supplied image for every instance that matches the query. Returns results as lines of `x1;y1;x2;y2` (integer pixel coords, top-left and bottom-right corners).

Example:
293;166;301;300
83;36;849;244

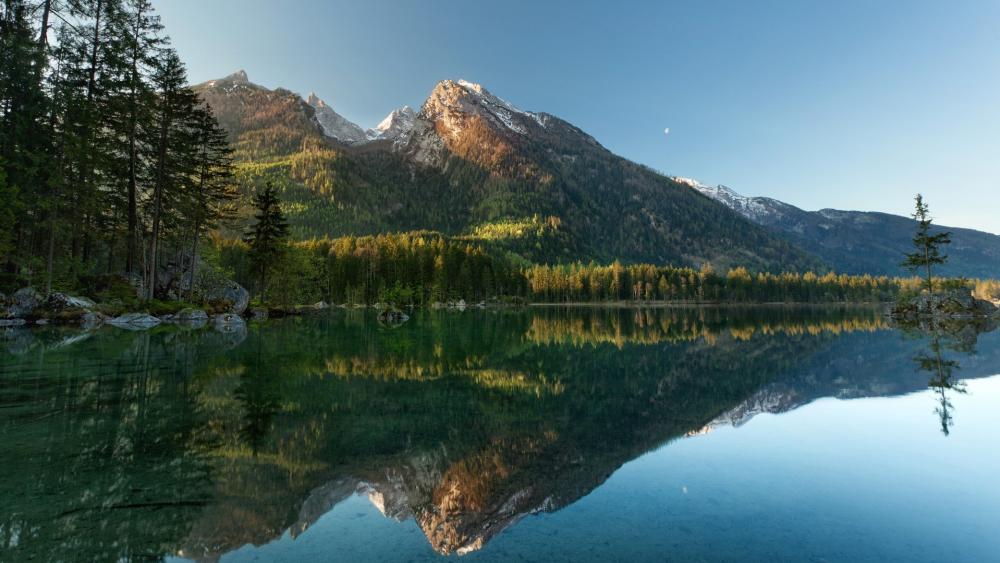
1;307;997;562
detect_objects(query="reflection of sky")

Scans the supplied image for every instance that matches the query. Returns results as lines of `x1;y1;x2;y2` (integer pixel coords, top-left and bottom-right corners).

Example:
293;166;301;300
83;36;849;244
207;376;1000;562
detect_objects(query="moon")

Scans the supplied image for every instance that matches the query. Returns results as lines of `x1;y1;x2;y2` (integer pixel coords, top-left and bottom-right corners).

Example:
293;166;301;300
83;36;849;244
664;127;670;136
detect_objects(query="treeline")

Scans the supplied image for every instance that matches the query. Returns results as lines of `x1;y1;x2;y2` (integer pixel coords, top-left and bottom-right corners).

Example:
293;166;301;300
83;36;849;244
0;0;235;298
526;262;903;303
212;232;527;306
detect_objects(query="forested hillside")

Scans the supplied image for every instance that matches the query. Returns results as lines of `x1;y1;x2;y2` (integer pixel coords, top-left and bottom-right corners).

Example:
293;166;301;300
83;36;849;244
193;74;822;272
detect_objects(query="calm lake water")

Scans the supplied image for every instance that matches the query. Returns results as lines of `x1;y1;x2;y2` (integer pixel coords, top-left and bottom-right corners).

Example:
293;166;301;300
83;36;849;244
2;307;999;562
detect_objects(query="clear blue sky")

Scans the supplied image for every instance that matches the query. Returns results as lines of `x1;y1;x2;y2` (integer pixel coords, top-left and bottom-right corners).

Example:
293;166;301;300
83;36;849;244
154;0;1000;234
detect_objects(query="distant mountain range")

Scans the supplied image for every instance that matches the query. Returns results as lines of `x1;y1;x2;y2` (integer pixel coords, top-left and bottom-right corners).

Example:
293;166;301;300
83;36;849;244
194;71;998;277
680;179;1000;278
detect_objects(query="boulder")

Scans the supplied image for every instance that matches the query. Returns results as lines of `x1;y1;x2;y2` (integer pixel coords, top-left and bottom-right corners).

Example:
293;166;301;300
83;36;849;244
108;313;162;330
45;293;96;312
175;308;209;322
9;287;41;317
0;319;26;327
206;281;249;314
312;301;330;310
250;307;269;320
80;311;107;330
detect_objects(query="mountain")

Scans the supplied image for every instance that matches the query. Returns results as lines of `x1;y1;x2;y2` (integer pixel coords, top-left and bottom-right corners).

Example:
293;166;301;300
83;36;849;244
193;72;818;271
680;178;1000;278
306;92;369;144
367;105;416;142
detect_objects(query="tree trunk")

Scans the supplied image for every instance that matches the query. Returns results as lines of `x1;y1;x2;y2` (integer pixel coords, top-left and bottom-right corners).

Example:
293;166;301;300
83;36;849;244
38;0;52;46
147;108;171;301
187;223;200;302
125;9;142;276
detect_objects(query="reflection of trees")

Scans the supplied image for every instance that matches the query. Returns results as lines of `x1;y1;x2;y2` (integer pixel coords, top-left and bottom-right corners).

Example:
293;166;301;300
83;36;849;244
914;335;967;436
526;306;888;348
0;328;214;562
3;308;995;560
234;340;282;456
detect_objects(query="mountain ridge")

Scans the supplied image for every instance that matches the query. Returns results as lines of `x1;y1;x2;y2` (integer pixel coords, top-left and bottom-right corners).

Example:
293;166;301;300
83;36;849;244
681;178;1000;277
191;70;993;276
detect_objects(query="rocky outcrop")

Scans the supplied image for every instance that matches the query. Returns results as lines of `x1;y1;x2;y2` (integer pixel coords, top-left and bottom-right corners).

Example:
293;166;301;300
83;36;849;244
206;281;250;314
108;313;162;330
8;287;41;318
890;289;999;320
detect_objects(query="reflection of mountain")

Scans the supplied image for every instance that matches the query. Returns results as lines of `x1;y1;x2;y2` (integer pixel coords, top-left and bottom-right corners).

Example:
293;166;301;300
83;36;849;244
2;309;998;561
701;327;1000;431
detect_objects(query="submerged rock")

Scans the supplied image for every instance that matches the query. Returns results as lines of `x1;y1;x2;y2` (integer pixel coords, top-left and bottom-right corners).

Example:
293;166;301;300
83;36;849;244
108;313;162;330
378;309;410;326
213;313;246;327
80;311;107;330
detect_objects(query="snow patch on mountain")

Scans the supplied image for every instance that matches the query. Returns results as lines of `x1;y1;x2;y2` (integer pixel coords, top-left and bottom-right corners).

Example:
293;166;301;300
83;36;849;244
306;92;369;145
367;105;416;144
677;177;798;224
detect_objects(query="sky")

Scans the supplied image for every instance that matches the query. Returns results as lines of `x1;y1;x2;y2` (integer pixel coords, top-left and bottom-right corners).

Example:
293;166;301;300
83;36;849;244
153;0;1000;234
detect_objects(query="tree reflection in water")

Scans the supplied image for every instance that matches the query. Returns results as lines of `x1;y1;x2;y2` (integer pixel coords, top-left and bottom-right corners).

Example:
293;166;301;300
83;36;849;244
1;307;998;561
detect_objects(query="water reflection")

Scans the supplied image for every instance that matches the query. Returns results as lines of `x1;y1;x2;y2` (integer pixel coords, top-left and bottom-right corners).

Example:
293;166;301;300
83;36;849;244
1;307;998;561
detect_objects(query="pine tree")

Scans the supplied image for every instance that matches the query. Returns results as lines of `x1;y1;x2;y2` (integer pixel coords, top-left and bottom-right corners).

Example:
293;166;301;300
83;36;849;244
902;194;951;290
184;104;235;299
144;48;199;300
244;183;289;303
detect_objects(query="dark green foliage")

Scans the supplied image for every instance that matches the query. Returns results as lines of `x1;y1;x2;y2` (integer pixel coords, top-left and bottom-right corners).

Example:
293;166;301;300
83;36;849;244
902;194;951;290
243;184;290;301
218;231;525;307
526;262;902;303
0;0;236;297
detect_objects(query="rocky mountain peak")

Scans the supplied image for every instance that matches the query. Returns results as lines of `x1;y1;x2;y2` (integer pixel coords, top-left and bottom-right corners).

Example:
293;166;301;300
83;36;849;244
304;92;368;145
420;79;546;138
224;69;250;84
367;105;416;143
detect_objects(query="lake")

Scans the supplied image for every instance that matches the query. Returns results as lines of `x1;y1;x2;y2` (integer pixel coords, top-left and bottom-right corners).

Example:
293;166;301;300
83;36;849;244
2;306;998;562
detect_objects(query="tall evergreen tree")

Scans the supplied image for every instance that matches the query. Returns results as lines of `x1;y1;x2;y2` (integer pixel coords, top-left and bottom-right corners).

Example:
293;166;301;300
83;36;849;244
184;104;236;299
143;48;198;300
244;183;289;303
902;194;951;290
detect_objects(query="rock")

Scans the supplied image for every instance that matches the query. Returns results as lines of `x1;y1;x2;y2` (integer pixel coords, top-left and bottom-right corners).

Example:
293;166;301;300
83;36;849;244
213;313;246;336
45;293;96;312
213;313;246;327
0;319;26;327
108;313;162;330
378;309;410;326
9;287;41;317
206;281;249;314
80;311;107;330
35;319;49;325
313;301;330;310
250;307;269;320
175;308;209;322
456;299;467;310
891;288;999;320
